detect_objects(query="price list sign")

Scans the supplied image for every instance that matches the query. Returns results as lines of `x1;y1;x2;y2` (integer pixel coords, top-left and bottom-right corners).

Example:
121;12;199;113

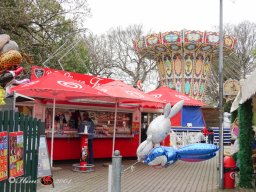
9;131;24;177
0;132;8;181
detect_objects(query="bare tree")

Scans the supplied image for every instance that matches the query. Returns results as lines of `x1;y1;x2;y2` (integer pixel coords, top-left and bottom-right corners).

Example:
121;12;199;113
84;33;114;77
205;21;256;105
85;25;158;89
225;21;256;78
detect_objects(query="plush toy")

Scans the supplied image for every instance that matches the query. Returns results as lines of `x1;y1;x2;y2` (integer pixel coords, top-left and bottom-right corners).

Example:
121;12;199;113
0;33;30;105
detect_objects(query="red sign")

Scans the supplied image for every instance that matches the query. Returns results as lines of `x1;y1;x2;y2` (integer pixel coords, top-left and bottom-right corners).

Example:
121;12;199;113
31;66;114;87
9;131;24;178
0;132;8;181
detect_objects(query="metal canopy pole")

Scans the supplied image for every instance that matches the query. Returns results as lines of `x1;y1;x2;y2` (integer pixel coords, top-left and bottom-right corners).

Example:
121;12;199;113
112;100;118;155
218;0;224;189
50;97;56;167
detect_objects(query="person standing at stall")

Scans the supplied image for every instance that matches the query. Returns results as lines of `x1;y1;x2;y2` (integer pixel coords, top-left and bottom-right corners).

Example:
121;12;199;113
202;126;210;142
80;112;95;165
207;127;214;144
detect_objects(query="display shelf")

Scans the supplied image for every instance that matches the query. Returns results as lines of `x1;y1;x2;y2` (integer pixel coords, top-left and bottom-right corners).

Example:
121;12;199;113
94;134;134;138
45;108;133;138
91;111;132;137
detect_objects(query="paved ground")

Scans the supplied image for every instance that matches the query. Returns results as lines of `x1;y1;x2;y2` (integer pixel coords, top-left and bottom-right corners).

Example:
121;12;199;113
37;155;256;192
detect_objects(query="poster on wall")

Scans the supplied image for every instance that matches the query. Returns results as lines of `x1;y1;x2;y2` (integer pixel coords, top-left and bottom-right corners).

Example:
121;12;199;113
37;136;52;178
9;131;24;178
0;132;8;181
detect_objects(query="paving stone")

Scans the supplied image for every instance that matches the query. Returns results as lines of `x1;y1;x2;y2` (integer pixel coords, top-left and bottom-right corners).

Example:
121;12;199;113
37;157;255;192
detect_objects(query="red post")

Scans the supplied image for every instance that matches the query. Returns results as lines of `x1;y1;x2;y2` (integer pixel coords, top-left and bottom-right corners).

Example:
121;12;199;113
224;156;236;189
161;134;170;146
80;134;88;171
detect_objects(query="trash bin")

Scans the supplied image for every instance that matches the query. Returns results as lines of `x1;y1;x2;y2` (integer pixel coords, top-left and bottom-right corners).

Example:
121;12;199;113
224;156;237;189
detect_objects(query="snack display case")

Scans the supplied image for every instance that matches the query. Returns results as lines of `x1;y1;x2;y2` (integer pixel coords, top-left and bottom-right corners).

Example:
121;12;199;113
91;111;132;138
45;108;80;138
45;108;133;138
44;106;138;160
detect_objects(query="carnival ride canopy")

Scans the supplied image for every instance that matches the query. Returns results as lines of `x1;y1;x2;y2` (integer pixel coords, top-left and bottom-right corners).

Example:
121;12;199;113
133;30;236;102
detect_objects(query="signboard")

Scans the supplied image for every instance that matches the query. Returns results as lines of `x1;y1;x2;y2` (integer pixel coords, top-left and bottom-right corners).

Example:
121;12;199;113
9;131;24;178
37;136;51;178
223;79;240;96
31;66;114;88
0;132;8;181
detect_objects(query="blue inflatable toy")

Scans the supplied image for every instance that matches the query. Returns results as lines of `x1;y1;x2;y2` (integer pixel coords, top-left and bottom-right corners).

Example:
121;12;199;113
136;102;220;168
142;143;219;167
144;146;178;167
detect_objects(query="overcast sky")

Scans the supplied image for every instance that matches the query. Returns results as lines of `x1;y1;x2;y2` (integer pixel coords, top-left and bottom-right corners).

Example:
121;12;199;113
86;0;256;35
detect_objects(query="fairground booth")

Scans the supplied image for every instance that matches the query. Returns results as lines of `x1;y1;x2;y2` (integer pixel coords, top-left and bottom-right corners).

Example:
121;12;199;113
12;66;163;161
141;86;206;145
230;69;256;188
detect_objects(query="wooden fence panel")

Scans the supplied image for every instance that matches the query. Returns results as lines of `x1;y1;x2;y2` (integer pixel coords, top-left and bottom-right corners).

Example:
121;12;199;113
0;111;42;192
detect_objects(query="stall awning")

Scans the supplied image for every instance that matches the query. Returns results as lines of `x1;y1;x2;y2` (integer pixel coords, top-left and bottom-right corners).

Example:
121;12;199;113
181;106;205;127
231;69;256;112
146;86;206;107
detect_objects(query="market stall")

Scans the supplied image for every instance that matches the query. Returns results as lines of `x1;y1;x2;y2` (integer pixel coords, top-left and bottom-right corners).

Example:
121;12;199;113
230;69;256;188
44;101;139;160
147;86;206;128
10;66;161;160
142;86;206;130
141;86;206;146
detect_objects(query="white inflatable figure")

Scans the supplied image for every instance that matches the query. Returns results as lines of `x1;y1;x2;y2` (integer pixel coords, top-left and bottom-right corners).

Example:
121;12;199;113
169;130;182;149
223;112;231;128
136;135;153;162
137;100;184;162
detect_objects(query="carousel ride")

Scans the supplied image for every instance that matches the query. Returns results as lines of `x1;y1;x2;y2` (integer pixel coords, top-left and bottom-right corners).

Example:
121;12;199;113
133;30;237;101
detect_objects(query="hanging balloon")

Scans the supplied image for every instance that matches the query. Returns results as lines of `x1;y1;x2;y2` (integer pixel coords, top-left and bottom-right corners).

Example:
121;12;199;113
0;40;19;54
139;143;220;168
144;146;178;167
0;34;10;50
0;50;22;71
179;153;216;162
177;143;219;156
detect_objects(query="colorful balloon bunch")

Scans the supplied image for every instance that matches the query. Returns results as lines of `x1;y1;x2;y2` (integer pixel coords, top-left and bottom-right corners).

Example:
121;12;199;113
0;33;31;104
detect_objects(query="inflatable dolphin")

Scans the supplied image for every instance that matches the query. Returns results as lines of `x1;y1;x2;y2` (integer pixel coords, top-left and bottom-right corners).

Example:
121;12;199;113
137;100;184;161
